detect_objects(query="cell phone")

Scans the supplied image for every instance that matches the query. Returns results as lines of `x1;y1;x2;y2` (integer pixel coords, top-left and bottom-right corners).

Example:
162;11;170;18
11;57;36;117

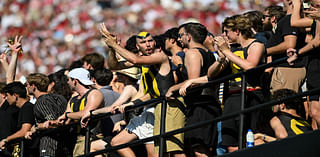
303;2;310;10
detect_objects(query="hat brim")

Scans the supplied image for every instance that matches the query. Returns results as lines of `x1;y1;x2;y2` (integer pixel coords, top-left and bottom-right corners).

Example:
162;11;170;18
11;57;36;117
77;79;94;85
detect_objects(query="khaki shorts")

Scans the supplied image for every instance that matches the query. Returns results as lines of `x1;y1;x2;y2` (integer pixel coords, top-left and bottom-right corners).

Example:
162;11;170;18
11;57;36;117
270;67;306;94
154;97;186;153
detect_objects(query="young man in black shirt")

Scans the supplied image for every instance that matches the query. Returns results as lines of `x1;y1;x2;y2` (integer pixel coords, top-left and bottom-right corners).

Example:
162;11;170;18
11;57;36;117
0;82;35;151
0;82;19;141
266;0;307;94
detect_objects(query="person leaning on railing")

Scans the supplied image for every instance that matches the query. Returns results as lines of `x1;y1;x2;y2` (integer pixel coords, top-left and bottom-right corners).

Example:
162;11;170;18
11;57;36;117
213;15;267;153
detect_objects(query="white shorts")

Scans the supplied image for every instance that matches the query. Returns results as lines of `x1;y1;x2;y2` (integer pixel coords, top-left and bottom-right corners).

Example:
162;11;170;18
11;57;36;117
126;111;154;144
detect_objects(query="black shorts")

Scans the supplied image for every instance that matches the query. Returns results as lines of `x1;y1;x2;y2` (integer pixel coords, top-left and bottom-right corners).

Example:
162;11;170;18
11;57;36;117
184;95;222;148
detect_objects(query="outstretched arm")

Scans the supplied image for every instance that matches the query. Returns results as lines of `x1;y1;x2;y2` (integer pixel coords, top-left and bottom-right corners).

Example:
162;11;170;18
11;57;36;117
6;35;23;83
107;47;134;70
291;0;313;28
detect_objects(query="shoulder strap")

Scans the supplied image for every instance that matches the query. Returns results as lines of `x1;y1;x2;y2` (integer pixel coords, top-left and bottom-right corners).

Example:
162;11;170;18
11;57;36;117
243;39;264;59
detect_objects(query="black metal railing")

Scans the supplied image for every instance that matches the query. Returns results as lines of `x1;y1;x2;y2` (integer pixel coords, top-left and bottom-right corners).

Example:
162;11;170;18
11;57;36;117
12;56;320;157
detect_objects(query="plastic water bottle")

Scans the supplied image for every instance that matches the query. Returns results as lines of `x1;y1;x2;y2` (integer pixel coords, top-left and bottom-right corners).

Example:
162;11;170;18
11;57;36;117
246;129;254;148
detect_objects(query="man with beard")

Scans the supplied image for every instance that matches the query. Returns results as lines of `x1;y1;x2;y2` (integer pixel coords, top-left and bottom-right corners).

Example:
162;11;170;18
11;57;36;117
166;22;220;157
101;24;186;157
263;6;286;34
266;0;307;94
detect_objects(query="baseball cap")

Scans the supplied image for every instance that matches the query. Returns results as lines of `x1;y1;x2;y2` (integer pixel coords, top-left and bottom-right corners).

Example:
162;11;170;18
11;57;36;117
68;68;94;85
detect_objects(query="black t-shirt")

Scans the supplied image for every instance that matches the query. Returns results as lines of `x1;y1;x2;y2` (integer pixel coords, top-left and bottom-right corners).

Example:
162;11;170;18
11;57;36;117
0;101;19;139
266;15;307;67
17;102;35;130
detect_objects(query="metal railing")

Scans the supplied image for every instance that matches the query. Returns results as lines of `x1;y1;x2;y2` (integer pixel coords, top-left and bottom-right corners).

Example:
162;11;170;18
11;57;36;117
12;56;320;157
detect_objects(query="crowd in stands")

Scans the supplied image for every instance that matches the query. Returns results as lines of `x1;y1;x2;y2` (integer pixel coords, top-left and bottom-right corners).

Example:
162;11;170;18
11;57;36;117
0;0;284;81
1;0;320;157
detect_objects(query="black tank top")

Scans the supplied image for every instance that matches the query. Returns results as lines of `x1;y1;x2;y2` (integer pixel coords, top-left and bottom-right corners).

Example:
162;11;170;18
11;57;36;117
140;62;174;98
230;40;265;88
70;89;94;112
181;48;216;81
276;112;312;137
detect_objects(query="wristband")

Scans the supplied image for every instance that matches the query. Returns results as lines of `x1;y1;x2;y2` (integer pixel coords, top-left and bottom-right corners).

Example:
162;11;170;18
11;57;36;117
35;123;39;130
89;110;94;117
296;49;300;57
65;112;71;119
132;99;143;105
2;139;8;143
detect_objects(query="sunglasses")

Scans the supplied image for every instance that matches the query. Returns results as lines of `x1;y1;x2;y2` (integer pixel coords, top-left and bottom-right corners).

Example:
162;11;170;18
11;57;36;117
263;14;271;18
178;33;187;38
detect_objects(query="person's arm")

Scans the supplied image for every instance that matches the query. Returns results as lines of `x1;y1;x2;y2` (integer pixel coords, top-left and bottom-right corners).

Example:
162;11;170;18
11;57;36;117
254;133;276;144
0;123;32;148
166;49;202;98
291;0;314;28
107;47;134;70
270;116;288;139
109;42;167;66
6;35;22;83
91;85;138;115
0;53;8;74
115;92;151;113
215;37;264;70
111;85;138;108
179;76;208;96
57;99;73;125
207;55;228;79
184;49;202;79
267;35;297;55
297;20;320;55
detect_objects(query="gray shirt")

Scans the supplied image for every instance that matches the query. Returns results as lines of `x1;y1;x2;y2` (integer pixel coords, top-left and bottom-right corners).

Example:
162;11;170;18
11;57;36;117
99;86;122;128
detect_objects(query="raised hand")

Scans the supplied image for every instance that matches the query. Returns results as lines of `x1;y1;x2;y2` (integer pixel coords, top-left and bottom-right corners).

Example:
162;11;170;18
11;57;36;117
214;36;229;53
7;35;23;54
99;23;117;46
305;8;320;20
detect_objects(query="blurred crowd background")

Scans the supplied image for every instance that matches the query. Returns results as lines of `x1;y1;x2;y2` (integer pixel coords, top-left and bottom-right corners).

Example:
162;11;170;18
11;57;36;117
0;0;282;81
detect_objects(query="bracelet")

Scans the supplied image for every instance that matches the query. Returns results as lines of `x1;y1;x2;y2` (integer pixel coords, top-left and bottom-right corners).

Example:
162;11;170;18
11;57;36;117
65;112;71;119
263;134;266;141
132;99;143;105
89;110;94;117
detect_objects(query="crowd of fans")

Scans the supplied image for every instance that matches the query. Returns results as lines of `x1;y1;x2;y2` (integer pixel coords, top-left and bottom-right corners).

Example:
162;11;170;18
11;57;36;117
1;0;320;157
0;0;283;82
